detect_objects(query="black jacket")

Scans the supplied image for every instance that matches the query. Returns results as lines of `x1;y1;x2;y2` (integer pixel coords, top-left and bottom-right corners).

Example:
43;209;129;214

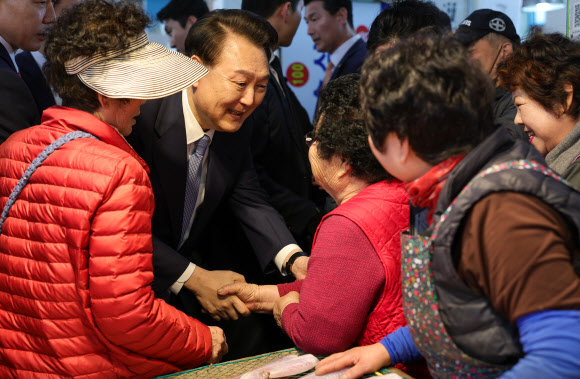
244;57;322;249
494;85;527;141
0;44;39;144
15;51;56;116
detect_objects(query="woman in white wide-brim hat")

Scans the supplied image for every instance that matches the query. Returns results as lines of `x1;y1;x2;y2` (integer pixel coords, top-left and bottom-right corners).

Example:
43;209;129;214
0;1;227;377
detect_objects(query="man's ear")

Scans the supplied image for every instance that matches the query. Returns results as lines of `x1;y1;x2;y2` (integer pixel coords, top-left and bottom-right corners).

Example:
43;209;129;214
281;1;292;22
185;15;198;29
500;41;513;61
190;55;204;88
336;7;348;25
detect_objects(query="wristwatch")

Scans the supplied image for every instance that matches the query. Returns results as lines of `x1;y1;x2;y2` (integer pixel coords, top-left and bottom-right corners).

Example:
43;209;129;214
283;251;306;276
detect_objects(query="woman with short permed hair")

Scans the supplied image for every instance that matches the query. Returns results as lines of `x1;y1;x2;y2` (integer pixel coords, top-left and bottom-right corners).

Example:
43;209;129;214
498;32;580;188
0;0;227;377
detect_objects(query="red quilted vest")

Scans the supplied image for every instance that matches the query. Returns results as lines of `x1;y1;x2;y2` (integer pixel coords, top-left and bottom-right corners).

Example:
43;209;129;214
314;180;410;346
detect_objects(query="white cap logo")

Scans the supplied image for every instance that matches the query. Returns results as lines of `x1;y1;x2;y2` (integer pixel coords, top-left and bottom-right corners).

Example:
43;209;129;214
489;18;506;32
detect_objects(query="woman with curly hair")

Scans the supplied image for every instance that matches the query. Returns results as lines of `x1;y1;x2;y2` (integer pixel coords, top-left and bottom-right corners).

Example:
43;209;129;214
498;32;580;188
0;0;227;377
219;74;415;369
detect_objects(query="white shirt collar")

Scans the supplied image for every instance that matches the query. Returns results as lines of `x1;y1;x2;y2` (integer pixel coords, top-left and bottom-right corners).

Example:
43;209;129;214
0;35;19;73
181;89;215;146
30;50;46;69
329;34;361;68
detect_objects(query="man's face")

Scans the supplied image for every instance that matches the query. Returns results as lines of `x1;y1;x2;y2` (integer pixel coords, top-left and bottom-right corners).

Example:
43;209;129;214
0;0;56;51
164;17;194;54
304;1;343;53
279;0;304;47
191;33;269;133
467;37;501;78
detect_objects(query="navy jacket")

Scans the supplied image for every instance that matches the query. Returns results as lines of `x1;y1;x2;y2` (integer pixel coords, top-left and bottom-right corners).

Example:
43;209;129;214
329;38;367;82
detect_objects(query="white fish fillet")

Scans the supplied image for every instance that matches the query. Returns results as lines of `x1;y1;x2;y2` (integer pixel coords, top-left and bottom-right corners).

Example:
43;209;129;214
267;354;320;378
233;354;320;379
232;355;300;379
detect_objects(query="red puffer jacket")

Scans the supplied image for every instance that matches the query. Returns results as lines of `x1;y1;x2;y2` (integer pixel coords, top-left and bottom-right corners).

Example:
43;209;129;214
0;107;212;378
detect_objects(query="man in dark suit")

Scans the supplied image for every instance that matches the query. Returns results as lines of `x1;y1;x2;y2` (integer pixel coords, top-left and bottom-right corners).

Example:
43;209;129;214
0;0;55;143
304;0;366;86
15;0;83;117
241;0;323;251
128;10;308;359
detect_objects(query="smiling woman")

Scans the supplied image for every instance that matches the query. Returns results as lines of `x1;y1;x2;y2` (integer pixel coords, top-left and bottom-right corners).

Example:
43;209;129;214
498;32;580;189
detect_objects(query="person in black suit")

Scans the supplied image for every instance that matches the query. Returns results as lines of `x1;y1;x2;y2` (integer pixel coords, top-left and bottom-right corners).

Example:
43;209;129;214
241;0;323;251
128;9;308;360
304;0;367;86
0;0;55;143
15;0;83;117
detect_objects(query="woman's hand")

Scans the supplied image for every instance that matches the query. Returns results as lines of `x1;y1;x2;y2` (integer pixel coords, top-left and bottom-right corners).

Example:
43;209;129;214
206;326;228;364
273;291;300;328
315;343;392;379
217;283;279;314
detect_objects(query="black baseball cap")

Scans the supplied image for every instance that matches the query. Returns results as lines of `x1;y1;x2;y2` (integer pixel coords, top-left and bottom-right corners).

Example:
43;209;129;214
454;9;520;46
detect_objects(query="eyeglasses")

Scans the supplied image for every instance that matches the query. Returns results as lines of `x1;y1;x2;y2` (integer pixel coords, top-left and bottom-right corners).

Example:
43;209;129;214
305;131;315;147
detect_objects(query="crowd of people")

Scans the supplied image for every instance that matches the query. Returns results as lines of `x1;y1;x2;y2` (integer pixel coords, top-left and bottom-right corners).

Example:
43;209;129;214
0;0;579;378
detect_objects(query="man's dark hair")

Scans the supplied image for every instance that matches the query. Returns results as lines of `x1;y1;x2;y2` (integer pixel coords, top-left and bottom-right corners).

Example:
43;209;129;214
241;0;300;20
314;74;391;183
44;0;150;113
498;32;580;121
157;0;209;28
367;0;451;52
304;0;353;28
185;9;277;66
361;33;496;165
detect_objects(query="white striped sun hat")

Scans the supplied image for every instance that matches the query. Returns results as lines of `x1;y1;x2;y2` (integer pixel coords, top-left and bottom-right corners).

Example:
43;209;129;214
64;33;208;99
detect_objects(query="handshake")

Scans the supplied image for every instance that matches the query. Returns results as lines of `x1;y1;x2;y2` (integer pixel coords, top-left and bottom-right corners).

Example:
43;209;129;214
188;256;308;364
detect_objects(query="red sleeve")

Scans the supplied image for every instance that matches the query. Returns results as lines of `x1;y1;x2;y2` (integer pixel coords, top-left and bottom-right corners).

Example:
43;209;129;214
278;280;303;296
280;215;385;355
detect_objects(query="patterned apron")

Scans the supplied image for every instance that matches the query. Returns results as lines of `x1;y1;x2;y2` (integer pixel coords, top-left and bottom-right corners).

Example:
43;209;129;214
400;160;570;378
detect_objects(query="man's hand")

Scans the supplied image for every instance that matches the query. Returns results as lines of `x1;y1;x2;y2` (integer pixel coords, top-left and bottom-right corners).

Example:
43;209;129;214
315;343;392;379
273;291;300;328
218;283;279;314
184;267;250;321
207;326;228;364
291;256;308;280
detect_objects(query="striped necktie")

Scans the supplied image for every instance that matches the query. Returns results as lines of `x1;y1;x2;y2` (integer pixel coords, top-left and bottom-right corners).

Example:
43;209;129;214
180;134;210;246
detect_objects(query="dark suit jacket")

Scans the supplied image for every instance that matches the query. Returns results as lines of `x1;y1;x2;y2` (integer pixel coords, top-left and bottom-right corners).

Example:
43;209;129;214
128;92;296;293
0;44;39;144
244;58;322;248
329;38;368;82
15;51;56;116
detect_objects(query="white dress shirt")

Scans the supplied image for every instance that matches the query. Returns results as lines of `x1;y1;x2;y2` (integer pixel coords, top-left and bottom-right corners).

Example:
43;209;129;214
171;89;301;294
328;34;361;71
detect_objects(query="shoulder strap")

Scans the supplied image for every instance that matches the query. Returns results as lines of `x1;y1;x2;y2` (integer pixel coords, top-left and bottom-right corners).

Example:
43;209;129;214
0;131;98;235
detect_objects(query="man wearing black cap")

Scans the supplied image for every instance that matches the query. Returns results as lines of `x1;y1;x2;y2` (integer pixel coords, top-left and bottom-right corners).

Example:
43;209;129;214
455;9;527;140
